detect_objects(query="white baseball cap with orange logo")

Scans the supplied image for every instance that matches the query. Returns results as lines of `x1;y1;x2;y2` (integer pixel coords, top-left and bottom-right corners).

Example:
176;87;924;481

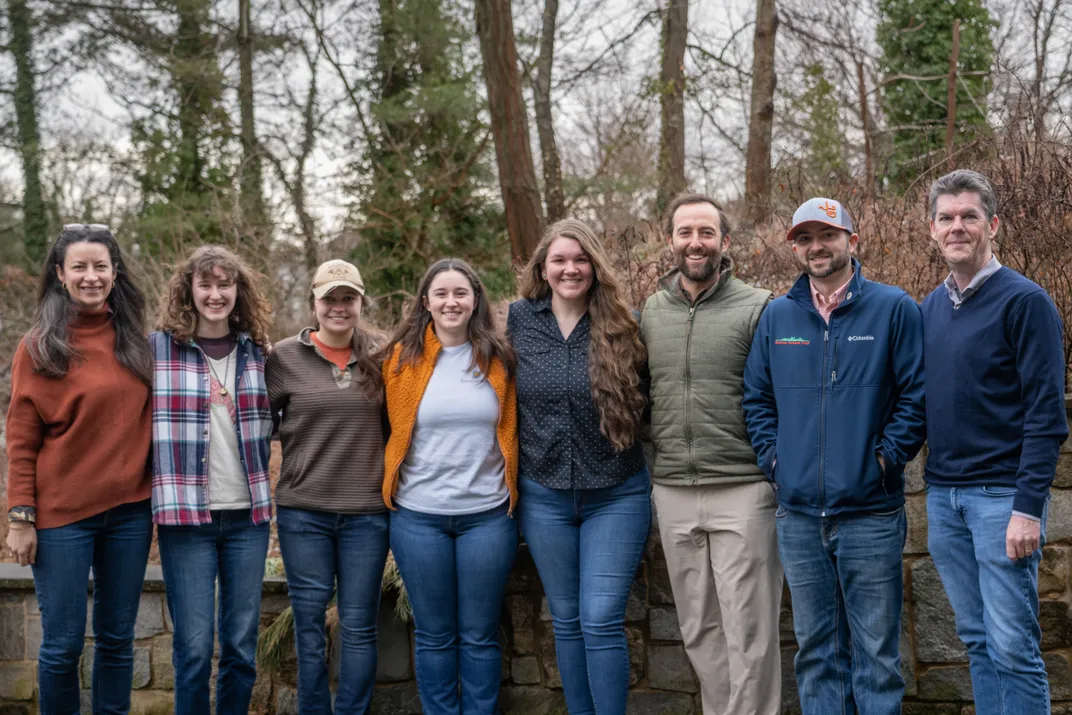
786;198;855;242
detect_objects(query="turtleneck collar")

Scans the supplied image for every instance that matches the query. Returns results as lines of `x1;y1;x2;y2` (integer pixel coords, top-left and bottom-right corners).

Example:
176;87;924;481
69;305;112;330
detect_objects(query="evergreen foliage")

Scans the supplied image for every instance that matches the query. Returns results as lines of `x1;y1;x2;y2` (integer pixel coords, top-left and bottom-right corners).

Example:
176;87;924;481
876;0;996;184
785;63;849;193
352;0;509;315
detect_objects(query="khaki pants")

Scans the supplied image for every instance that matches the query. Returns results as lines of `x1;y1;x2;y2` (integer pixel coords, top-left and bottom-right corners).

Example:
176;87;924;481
652;480;782;715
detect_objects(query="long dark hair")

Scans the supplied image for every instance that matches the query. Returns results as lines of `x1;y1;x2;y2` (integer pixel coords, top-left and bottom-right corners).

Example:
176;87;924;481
25;226;152;385
518;219;645;452
386;258;514;376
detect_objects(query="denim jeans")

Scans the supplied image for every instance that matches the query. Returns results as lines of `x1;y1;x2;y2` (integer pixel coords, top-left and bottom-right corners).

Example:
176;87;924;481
927;485;1050;714
277;506;390;715
158;509;270;715
389;502;517;715
31;499;153;715
517;467;651;715
776;505;906;715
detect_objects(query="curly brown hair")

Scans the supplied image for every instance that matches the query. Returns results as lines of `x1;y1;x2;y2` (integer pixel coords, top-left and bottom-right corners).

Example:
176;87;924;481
518;219;646;452
158;245;273;348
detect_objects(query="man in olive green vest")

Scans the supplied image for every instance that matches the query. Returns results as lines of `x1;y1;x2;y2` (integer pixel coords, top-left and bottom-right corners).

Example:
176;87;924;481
640;193;781;715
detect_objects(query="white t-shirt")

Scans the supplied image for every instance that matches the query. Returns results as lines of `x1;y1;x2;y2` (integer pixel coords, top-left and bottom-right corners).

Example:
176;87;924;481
206;350;251;510
395;342;509;515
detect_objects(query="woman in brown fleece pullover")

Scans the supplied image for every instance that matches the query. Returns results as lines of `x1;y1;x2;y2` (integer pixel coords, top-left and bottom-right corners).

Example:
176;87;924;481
5;225;154;714
265;259;388;715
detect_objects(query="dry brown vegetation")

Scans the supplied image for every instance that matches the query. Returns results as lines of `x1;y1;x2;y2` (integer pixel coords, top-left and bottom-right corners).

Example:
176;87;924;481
3;137;1072;563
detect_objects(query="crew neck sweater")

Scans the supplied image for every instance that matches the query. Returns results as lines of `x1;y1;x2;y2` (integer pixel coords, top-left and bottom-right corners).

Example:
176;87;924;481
921;266;1069;518
6;310;152;528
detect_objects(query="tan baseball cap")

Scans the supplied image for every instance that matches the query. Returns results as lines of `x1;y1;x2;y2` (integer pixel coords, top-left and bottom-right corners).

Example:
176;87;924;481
312;259;365;299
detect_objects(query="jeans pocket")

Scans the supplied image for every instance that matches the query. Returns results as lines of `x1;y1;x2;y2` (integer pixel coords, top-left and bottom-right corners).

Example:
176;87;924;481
869;505;904;517
775;505;788;519
981;486;1018;498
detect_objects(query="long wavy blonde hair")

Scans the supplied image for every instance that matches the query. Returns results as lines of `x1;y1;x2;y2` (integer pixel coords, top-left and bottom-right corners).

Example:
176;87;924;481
518;219;646;452
158;245;273;349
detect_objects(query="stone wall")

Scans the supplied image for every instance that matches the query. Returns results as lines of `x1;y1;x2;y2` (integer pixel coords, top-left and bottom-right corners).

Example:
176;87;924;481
1;402;1071;714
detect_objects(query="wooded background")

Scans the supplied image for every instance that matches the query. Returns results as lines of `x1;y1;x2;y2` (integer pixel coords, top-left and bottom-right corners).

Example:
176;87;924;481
0;0;1071;374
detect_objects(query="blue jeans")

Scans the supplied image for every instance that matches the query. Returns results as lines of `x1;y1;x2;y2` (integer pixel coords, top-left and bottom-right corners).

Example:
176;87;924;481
517;468;651;715
277;507;390;715
389;502;518;715
927;485;1050;714
158;509;270;715
31;499;153;715
776;505;906;715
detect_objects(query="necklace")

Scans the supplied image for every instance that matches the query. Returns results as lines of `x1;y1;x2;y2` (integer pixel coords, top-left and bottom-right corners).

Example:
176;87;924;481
206;350;233;396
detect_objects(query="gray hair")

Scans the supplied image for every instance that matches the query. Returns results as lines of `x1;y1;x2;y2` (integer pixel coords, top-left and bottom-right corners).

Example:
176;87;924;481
928;169;998;221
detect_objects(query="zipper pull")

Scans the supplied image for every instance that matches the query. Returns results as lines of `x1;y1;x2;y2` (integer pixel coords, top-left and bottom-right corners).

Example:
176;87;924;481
824;330;829;341
832;370;837;383
688;306;696;321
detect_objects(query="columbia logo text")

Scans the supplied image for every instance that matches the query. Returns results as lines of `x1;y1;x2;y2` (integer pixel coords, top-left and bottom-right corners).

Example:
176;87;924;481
847;335;875;341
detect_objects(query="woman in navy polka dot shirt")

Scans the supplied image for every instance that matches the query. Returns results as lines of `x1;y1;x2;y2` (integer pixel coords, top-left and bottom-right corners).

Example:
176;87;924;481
508;219;650;715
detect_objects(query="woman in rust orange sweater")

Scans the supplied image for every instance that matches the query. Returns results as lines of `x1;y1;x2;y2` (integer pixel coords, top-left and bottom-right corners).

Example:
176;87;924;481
382;258;517;715
5;224;154;714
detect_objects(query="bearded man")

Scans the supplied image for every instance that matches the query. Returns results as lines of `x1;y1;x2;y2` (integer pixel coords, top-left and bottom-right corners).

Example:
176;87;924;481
639;193;781;715
741;198;926;715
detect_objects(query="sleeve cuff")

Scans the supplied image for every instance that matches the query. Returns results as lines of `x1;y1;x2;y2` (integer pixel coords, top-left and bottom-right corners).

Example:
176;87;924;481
1011;510;1041;523
1012;491;1047;521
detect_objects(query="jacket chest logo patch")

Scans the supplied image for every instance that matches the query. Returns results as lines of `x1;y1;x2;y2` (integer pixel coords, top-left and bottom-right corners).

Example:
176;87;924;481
775;336;811;345
847;335;875;342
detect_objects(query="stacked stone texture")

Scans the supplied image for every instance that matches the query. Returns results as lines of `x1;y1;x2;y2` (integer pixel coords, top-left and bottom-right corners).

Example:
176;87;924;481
1;405;1071;714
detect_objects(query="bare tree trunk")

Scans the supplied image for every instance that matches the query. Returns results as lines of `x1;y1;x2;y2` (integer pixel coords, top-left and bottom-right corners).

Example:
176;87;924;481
238;0;267;243
945;19;961;162
475;0;544;262
534;0;565;222
745;0;778;224
8;0;47;264
656;0;687;216
856;60;875;192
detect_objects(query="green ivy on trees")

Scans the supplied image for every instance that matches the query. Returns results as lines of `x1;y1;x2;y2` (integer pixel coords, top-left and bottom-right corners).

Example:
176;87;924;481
876;0;996;185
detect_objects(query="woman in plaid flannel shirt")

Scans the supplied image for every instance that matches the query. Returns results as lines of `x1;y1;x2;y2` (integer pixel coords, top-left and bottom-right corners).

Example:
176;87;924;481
149;246;275;715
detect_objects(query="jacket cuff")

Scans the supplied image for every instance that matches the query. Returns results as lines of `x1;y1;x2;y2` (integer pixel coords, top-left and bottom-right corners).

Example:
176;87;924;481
1012;492;1047;521
761;449;776;480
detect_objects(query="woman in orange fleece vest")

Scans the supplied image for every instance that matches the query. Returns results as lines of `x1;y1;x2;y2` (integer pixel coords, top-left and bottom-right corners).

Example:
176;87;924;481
382;258;518;715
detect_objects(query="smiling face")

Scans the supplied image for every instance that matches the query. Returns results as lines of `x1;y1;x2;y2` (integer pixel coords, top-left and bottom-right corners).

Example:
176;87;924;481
192;266;238;332
791;224;858;279
56;241;115;311
315;286;362;337
668;201;729;286
930;191;999;273
544;237;594;303
423;269;475;339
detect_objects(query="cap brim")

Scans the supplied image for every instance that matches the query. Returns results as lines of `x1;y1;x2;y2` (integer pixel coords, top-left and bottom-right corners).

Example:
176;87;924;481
786;220;853;242
312;280;365;299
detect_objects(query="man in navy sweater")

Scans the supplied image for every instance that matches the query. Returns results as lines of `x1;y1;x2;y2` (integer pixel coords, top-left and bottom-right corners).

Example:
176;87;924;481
742;198;926;715
921;169;1068;715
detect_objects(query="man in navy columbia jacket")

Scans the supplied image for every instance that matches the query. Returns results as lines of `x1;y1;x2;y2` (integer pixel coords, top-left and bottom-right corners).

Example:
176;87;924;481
742;198;926;715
